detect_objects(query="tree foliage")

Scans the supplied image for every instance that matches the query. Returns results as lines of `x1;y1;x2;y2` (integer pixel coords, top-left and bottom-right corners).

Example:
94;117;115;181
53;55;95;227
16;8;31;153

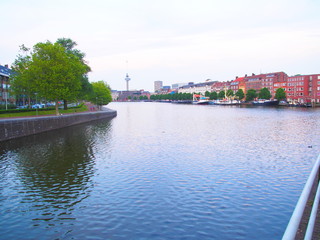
10;45;33;106
209;91;218;100
56;38;92;109
11;40;89;115
218;90;225;99
90;81;112;109
246;89;257;101
235;89;245;100
150;92;193;101
226;89;234;98
258;87;272;100
275;88;286;100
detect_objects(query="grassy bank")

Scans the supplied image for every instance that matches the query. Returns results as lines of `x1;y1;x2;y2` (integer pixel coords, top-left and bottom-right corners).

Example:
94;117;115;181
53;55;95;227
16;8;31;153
0;104;89;118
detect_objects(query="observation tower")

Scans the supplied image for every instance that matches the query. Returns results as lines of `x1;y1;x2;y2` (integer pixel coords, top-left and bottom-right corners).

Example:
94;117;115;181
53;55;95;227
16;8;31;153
125;73;131;91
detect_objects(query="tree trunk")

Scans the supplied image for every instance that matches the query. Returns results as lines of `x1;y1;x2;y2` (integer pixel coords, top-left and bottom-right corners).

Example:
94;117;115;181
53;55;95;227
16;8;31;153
63;99;68;110
55;100;60;116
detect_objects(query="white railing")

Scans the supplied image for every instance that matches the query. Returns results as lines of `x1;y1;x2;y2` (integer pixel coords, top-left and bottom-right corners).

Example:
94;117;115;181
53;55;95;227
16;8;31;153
282;154;320;240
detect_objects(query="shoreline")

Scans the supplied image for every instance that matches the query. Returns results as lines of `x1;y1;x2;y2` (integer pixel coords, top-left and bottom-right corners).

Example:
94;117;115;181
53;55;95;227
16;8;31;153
0;106;117;142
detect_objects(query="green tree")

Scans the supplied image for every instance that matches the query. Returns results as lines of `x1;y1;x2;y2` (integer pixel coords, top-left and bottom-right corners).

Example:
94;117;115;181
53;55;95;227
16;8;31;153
209;91;218;100
91;81;112;109
205;91;210;97
258;87;272;99
246;89;257;101
218;90;225;99
12;41;88;115
275;88;286;100
226;89;234;98
235;89;245;100
56;38;91;109
11;45;34;107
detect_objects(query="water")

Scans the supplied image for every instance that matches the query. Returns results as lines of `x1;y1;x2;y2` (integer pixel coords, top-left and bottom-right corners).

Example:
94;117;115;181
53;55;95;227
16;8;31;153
0;102;319;240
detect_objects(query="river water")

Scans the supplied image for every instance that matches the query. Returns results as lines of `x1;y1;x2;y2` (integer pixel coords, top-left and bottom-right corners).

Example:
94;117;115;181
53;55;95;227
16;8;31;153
0;102;320;240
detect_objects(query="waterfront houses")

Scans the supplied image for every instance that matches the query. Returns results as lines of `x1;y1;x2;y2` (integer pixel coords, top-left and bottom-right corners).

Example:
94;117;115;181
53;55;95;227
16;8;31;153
176;71;320;104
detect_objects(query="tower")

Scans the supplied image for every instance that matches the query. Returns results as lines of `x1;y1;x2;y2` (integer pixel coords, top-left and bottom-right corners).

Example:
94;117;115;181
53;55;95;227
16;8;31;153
125;73;131;91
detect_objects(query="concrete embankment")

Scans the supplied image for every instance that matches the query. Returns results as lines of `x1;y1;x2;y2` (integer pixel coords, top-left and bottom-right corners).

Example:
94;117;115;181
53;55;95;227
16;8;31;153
0;107;117;142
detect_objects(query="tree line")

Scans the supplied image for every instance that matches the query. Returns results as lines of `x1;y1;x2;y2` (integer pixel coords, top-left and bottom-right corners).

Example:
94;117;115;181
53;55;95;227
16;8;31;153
151;87;286;101
10;38;112;115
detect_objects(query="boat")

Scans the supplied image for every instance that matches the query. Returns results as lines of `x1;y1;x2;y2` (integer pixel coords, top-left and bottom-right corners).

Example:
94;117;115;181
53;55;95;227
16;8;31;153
252;99;279;106
192;94;211;105
171;100;193;104
213;99;241;105
278;100;288;106
287;101;312;107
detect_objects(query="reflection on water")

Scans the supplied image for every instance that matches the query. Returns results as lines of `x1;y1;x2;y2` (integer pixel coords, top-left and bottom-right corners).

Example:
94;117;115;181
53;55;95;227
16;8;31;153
0;120;112;239
0;103;320;240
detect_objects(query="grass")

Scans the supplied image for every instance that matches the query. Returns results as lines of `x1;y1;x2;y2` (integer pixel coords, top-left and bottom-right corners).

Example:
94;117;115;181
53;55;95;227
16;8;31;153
0;104;89;118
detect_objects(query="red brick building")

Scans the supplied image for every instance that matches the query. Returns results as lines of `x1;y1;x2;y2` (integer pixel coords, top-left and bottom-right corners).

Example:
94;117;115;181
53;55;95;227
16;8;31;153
244;72;287;98
230;77;245;94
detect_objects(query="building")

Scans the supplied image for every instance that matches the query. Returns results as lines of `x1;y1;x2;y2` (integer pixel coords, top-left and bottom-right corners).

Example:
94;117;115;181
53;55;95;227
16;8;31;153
309;74;320;103
154;81;163;92
178;80;217;94
0;64;14;107
172;82;188;90
230;77;246;94
114;90;150;101
243;72;287;98
285;74;320;103
211;81;231;93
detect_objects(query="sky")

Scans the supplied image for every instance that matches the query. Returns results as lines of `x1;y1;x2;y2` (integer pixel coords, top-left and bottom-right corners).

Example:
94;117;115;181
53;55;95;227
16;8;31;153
1;0;320;92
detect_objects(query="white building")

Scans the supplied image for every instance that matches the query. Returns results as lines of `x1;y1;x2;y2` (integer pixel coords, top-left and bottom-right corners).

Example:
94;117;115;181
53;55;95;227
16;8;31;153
178;80;217;94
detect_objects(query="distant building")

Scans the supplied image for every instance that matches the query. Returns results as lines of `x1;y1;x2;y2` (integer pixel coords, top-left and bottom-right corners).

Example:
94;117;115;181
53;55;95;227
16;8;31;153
172;82;188;90
178;80;217;94
154;81;163;92
113;90;150;101
211;81;231;93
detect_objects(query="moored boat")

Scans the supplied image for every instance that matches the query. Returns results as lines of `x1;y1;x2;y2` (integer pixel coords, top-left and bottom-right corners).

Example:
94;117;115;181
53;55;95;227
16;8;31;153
192;94;211;105
252;99;279;106
213;99;241;105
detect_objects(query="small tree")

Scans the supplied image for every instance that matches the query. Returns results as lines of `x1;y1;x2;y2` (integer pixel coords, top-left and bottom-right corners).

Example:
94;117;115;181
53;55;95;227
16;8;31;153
209;91;218;100
259;87;272;99
275;88;286;100
246;89;257;101
91;81;112;110
218;90;225;99
226;89;234;98
235;89;245;100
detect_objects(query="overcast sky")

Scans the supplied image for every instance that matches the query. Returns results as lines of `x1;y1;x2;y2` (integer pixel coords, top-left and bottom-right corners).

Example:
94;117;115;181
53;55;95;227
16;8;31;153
1;0;320;91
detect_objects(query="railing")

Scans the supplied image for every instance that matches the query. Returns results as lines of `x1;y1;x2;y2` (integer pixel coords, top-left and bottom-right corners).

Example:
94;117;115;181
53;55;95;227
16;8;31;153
282;154;320;240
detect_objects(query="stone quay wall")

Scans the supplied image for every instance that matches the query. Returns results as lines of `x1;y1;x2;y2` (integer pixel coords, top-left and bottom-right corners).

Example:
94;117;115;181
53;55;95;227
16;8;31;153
0;108;117;142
